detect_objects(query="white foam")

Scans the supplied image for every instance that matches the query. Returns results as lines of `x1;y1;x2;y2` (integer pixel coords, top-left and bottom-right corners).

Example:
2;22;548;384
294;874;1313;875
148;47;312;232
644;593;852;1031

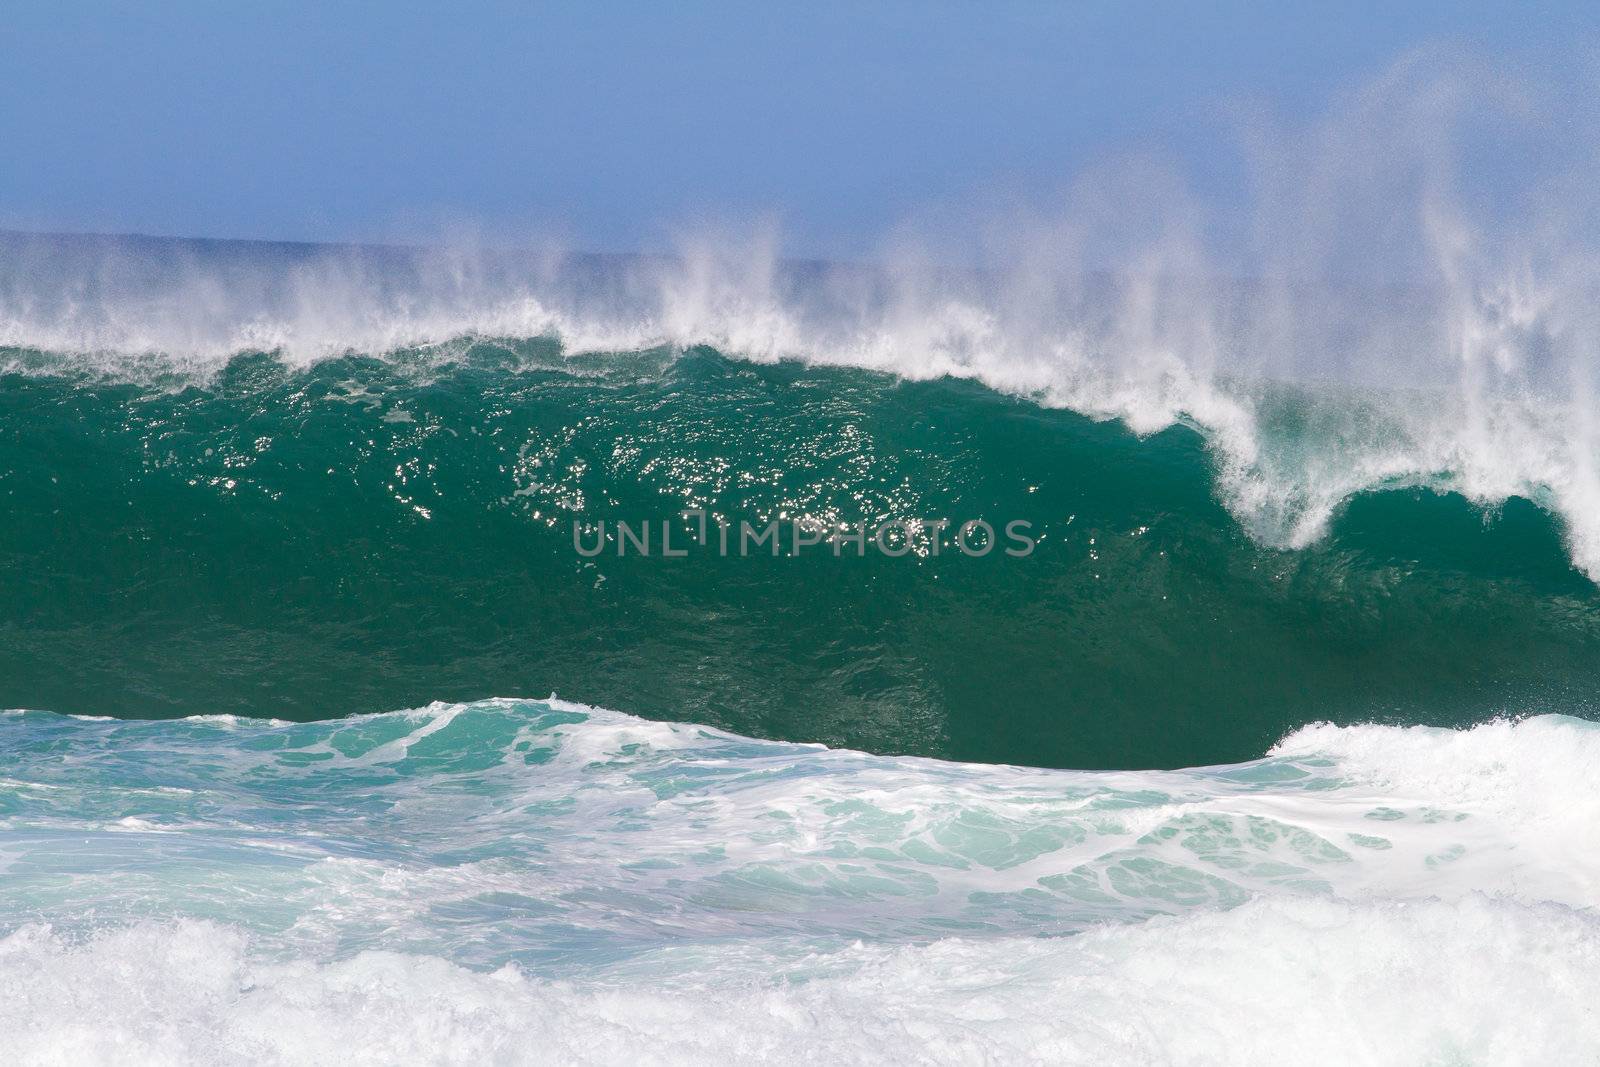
1;894;1595;1066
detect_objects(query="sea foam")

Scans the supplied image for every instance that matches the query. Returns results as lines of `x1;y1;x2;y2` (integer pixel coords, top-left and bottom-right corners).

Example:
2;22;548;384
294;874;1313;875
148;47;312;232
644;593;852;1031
2;895;1595;1066
1;700;1598;1063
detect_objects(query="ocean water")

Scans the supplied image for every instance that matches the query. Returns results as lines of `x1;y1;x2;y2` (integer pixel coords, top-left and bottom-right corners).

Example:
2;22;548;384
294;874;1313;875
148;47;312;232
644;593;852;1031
3;232;1600;1063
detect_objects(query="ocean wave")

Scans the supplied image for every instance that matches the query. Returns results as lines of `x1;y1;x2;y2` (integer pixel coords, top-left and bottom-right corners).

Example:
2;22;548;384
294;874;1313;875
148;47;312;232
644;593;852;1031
3;345;1596;759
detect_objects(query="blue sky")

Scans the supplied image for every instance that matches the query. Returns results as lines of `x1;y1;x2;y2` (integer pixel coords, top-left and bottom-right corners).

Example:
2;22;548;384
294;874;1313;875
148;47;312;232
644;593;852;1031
0;2;1594;256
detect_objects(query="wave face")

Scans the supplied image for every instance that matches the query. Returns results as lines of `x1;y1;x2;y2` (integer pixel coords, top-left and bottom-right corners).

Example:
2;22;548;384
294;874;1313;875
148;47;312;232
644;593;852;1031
0;700;1596;1064
4;331;1599;767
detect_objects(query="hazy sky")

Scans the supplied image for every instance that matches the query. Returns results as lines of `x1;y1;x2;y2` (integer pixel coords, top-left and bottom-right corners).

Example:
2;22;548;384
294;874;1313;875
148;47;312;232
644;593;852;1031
1;2;1594;256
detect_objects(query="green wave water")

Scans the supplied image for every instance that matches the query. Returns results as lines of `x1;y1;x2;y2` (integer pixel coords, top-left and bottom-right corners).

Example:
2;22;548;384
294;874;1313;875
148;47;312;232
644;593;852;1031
4;340;1594;769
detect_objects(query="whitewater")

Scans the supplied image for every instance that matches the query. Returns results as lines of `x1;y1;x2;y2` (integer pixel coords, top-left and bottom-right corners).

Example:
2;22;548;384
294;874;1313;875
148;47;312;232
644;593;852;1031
0;699;1596;1065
